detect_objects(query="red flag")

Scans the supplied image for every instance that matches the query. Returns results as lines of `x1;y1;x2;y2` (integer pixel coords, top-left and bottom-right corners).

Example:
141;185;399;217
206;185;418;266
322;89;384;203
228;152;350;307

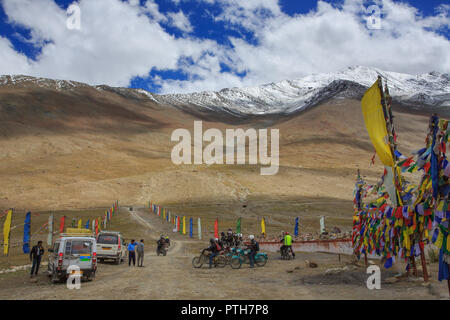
95;218;99;236
59;216;65;233
214;218;219;239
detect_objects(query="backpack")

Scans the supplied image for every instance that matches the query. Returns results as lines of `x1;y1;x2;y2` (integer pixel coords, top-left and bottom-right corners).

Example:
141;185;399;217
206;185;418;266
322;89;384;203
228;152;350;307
254;241;260;252
216;243;222;251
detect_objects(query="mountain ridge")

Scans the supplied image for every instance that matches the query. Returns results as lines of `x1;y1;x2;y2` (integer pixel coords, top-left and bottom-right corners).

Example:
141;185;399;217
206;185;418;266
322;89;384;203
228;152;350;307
1;66;449;116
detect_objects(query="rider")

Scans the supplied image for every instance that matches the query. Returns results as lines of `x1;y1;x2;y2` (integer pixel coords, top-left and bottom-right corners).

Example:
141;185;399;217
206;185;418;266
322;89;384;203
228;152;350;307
203;238;221;268
220;232;227;247
216;237;224;250
226;229;234;247
246;235;258;268
234;233;243;248
281;232;295;259
156;235;166;254
165;236;170;247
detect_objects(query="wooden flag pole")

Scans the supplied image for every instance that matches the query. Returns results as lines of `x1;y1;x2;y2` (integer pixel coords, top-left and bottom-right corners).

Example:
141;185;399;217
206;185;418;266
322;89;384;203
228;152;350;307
418;230;429;282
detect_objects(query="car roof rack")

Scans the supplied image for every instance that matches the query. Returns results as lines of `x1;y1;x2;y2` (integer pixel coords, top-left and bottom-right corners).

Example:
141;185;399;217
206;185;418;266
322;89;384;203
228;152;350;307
59;233;95;237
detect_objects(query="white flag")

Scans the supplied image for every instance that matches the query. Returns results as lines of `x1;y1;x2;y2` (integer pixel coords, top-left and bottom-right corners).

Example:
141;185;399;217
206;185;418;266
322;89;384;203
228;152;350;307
320;216;325;234
198;218;202;240
47;214;54;246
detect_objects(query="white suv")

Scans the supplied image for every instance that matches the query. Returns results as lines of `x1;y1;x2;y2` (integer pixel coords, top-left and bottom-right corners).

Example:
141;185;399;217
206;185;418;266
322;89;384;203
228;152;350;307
47;235;97;283
96;231;126;264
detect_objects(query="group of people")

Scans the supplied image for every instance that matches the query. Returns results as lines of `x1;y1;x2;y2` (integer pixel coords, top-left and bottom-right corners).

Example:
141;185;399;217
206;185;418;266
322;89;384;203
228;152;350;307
203;228;260;268
127;235;171;267
127;239;145;267
220;229;243;248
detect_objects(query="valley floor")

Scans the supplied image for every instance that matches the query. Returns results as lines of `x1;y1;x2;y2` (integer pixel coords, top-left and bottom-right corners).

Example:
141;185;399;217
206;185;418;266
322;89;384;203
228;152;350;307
0;207;448;300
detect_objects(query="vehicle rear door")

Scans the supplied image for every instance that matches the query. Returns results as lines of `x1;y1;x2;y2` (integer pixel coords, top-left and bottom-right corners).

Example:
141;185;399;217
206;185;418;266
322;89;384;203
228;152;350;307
48;241;60;271
97;234;119;254
63;239;93;272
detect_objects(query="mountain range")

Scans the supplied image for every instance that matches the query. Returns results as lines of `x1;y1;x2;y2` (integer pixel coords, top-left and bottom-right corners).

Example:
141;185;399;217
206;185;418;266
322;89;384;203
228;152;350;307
1;66;449;117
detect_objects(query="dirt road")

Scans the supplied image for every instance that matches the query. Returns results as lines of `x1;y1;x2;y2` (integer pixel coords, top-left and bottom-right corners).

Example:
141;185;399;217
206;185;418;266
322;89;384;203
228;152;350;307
0;207;448;300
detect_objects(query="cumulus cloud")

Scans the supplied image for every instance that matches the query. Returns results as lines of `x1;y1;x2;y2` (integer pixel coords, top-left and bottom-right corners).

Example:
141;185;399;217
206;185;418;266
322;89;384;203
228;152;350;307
0;0;449;93
167;10;194;33
159;0;450;93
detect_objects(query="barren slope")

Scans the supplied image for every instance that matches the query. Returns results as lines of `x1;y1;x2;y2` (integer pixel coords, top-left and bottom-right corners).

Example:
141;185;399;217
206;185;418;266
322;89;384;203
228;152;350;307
0;85;432;219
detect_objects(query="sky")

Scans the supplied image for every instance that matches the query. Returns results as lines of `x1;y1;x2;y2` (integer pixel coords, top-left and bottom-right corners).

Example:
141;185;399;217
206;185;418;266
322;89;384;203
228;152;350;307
0;0;449;94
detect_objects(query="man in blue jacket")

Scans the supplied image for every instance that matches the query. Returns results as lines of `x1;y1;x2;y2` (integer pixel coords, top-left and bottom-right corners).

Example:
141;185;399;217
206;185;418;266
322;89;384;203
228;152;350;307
128;239;138;266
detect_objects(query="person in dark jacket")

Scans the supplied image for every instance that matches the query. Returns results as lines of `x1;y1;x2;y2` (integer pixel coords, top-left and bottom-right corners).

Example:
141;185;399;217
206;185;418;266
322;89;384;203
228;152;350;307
246;235;258;268
30;241;44;277
203;238;220;268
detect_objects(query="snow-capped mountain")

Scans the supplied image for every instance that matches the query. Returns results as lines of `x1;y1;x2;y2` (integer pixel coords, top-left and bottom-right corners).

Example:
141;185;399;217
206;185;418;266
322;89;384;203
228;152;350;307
1;66;449;116
153;66;450;115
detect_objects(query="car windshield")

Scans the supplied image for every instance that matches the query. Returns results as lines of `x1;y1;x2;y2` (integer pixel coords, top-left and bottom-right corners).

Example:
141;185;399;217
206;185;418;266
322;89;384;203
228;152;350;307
65;240;92;255
97;234;118;245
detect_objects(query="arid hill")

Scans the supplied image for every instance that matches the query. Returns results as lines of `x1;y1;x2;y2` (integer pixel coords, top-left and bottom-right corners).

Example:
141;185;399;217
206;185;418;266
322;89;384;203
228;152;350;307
0;77;438;228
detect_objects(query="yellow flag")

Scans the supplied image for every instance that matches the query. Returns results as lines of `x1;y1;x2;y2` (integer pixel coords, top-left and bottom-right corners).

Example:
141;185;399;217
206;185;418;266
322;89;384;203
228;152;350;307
261;217;266;235
3;209;12;255
78;219;82;229
361;79;394;167
182;216;186;235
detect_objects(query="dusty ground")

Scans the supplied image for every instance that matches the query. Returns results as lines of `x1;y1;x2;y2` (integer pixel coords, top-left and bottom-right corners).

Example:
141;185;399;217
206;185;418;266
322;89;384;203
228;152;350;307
0;207;448;300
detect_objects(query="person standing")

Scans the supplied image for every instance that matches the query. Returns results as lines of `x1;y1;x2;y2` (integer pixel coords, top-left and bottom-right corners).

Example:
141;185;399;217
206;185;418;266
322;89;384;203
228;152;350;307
246;235;258;268
137;239;145;267
30;241;44;277
128;239;137;267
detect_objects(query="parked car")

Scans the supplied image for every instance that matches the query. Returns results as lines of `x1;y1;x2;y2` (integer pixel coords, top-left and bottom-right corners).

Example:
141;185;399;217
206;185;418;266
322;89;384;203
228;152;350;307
96;231;126;264
47;234;97;283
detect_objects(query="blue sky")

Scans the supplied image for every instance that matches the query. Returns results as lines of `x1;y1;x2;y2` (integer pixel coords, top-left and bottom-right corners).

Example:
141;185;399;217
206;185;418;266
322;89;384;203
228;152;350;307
0;0;449;93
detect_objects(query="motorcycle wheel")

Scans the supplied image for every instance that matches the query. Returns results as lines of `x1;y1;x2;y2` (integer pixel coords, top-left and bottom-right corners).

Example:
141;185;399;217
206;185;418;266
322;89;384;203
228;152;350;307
192;256;203;268
214;255;227;268
230;257;242;269
255;255;267;267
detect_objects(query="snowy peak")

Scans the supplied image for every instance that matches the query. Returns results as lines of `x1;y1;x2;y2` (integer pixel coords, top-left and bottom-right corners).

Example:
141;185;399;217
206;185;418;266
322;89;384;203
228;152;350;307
0;75;90;91
153;66;450;115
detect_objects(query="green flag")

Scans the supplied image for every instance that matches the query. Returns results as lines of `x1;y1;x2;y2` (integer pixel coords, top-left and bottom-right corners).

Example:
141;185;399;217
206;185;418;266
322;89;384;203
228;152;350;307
236;217;241;234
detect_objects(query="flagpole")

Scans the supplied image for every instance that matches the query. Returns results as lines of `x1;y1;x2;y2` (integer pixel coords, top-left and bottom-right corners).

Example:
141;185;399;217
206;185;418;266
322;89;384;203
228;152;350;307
378;76;402;205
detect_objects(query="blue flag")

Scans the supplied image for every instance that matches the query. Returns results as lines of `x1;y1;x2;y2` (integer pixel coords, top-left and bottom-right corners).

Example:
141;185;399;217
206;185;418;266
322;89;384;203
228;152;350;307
85;219;90;229
189;218;193;238
23;212;31;254
294;217;299;236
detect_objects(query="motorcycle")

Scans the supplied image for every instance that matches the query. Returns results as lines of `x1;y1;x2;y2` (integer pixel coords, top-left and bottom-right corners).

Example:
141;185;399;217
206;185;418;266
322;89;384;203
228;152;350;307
156;243;168;256
280;245;294;260
192;250;227;268
231;248;268;268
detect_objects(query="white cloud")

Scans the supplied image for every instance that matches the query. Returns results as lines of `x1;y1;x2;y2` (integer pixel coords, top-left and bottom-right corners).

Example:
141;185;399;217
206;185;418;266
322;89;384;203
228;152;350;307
0;0;449;94
0;36;30;75
167;10;194;33
0;0;209;87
